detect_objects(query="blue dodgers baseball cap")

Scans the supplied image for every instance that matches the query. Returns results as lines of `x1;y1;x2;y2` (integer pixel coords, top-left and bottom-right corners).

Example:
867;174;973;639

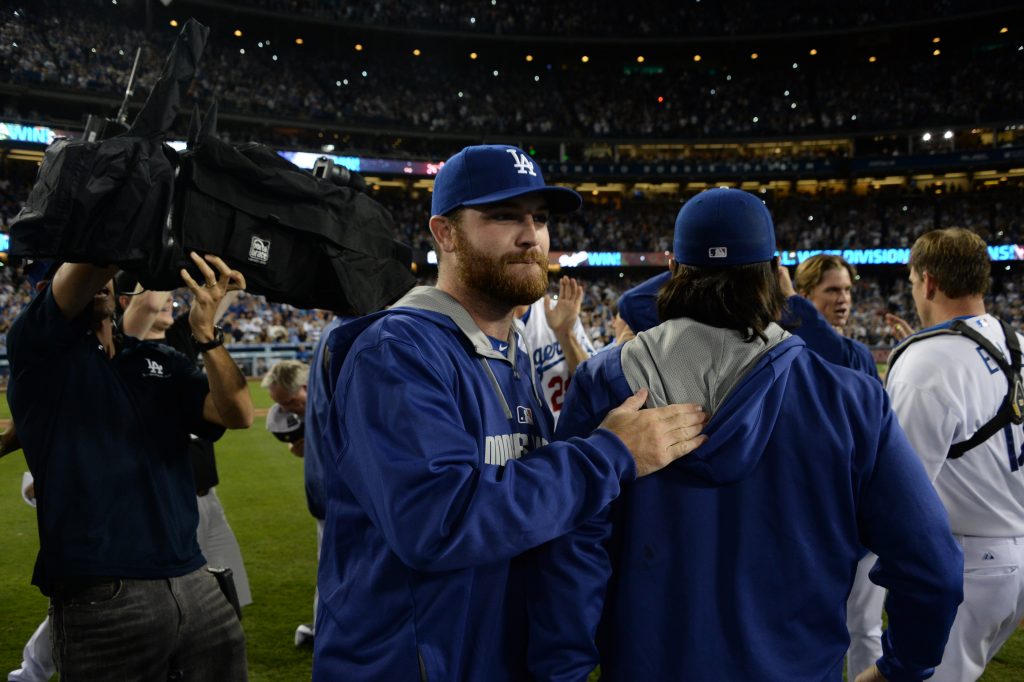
673;188;776;267
431;145;582;217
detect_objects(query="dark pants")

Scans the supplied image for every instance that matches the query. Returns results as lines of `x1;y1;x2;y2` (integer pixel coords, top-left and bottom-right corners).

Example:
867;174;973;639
51;566;247;681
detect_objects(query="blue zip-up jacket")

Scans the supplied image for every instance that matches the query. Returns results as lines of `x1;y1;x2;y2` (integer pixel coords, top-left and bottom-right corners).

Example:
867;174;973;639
312;287;636;682
531;318;962;682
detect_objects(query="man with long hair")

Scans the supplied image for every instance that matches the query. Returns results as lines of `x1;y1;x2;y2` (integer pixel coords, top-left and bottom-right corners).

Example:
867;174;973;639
532;188;962;682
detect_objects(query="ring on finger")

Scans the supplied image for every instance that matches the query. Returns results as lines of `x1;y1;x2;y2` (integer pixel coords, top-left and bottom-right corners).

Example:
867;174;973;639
203;283;216;288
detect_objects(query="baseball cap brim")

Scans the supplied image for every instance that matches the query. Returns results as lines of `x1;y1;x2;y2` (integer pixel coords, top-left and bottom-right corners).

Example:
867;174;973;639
459;185;582;215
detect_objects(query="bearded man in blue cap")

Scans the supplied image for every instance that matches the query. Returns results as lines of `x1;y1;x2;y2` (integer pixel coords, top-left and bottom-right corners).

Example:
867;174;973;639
312;145;710;681
529;188;964;682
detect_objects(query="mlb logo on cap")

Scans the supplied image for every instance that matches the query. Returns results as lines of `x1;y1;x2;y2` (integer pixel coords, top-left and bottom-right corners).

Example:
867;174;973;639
673;188;776;267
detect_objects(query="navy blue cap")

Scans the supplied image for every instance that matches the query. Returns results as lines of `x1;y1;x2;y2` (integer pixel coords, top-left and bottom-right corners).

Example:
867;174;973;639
431;145;582;217
673;188;776;267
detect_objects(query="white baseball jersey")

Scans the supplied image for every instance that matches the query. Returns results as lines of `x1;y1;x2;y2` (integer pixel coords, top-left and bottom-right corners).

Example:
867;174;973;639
887;314;1024;537
517;298;595;424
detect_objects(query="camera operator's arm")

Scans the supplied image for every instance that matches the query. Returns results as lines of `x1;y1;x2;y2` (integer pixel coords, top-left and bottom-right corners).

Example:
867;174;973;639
0;424;21;459
122;288;172;339
51;263;119;320
180;252;254;430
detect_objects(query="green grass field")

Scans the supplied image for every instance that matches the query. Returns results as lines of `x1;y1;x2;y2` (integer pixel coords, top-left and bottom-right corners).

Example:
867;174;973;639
2;384;1023;680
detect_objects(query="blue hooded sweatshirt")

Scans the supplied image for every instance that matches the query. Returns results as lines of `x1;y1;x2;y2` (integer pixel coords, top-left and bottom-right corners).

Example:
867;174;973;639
312;286;637;681
531;318;962;682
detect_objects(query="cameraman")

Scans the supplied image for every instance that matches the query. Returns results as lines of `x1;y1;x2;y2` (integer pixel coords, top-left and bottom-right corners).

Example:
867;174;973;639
7;253;253;680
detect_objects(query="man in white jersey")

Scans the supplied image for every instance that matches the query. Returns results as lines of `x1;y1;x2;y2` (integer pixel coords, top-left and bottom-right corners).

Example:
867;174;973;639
877;227;1024;682
515;275;594;423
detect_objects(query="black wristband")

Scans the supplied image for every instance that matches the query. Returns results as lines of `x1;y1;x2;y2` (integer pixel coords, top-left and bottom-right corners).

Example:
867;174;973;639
193;326;225;353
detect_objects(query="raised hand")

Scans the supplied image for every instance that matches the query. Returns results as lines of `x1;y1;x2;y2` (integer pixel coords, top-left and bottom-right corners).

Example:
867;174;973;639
180;252;246;342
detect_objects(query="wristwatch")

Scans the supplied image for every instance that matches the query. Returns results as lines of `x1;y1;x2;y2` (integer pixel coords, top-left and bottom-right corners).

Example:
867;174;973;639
193;325;225;352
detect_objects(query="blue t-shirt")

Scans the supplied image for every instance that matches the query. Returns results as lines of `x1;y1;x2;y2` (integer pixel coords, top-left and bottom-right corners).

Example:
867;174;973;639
7;287;221;595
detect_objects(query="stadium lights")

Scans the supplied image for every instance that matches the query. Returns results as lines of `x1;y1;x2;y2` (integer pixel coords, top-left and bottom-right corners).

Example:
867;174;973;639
413;49;421;56
234;29;242;37
693;54;702;62
792;62;798;69
581;55;589;63
1000;27;1009;33
809;48;818;56
933;49;941;56
933;36;941;43
657;96;664;103
169;19;178;27
922;132;933;141
750;52;759;60
458;91;464;98
752;116;759;123
943;130;954;139
355;44;363;51
295;37;304;45
637;55;645;63
493;70;500;76
525;54;533;62
868;56;877;63
470;52;478;60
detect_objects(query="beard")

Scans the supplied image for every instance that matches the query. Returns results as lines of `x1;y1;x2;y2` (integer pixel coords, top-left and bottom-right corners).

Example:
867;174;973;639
452;226;548;307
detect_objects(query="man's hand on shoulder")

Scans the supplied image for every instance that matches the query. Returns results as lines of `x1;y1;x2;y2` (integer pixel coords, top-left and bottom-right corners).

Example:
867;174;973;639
599;388;707;477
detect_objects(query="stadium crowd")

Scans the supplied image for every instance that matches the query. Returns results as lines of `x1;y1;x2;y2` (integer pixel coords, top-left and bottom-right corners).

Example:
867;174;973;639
228;0;1011;37
2;0;1022;142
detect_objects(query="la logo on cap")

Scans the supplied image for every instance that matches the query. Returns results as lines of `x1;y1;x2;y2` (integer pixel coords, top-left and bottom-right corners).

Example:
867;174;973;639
506;149;537;176
708;247;728;258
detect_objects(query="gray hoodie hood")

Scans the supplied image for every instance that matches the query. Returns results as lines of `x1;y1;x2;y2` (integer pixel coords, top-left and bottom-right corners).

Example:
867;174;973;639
620;318;790;417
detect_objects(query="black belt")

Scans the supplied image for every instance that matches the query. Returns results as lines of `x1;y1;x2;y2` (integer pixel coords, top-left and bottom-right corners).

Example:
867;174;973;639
52;575;119;598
